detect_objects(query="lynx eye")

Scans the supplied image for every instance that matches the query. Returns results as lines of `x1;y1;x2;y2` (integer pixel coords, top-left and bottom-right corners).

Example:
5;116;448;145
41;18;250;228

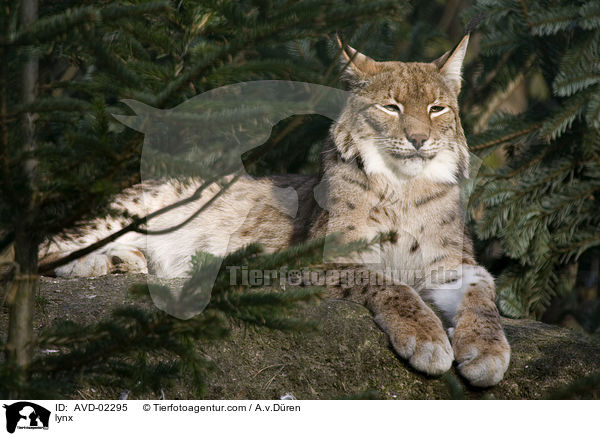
376;103;404;116
428;104;449;118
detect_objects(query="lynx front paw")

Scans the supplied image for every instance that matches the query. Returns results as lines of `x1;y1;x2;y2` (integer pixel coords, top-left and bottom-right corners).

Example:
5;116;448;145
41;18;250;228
408;335;454;376
452;317;510;387
375;311;453;376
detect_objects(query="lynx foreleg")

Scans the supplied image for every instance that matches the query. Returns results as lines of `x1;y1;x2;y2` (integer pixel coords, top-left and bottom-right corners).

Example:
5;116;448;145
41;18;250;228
327;264;453;375
326;267;453;376
368;284;453;375
443;264;510;387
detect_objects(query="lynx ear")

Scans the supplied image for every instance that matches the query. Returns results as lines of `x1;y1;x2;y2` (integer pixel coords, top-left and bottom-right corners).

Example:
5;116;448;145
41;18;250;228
335;35;379;79
433;34;469;94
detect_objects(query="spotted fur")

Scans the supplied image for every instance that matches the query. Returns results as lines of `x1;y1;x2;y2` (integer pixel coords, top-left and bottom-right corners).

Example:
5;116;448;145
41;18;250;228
39;35;510;387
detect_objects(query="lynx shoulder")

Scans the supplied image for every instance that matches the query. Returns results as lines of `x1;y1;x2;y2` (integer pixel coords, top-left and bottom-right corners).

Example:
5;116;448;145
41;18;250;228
40;35;510;387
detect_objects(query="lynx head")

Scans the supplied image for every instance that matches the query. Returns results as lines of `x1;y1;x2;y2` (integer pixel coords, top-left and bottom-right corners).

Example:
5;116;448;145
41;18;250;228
333;35;470;184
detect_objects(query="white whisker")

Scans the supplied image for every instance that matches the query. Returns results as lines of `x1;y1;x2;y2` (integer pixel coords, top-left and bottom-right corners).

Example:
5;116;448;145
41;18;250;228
320;147;336;154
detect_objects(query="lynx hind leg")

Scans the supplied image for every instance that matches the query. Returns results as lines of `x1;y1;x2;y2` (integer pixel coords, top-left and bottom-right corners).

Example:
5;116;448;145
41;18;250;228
51;252;111;277
430;264;510;387
52;244;148;278
369;284;453;376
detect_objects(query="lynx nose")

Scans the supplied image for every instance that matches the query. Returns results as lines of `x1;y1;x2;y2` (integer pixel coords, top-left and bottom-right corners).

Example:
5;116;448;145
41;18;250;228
407;133;429;150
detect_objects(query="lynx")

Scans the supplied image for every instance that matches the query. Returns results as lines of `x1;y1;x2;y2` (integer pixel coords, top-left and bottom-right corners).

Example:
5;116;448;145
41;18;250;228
40;35;510;387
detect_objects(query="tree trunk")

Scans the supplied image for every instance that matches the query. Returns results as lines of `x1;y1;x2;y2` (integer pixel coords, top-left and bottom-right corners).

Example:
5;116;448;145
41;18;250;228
5;0;39;377
5;233;38;368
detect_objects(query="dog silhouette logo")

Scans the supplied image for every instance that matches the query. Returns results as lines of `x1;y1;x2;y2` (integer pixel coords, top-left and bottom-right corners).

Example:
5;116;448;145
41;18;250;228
3;402;50;433
113;80;351;319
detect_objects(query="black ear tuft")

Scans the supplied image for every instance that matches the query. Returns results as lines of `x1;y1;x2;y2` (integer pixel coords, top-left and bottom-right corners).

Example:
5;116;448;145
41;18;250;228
465;12;486;34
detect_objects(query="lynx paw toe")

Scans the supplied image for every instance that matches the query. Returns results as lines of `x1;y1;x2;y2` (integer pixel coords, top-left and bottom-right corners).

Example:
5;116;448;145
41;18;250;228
452;309;511;386
455;346;509;387
409;337;454;375
453;329;510;387
378;316;453;376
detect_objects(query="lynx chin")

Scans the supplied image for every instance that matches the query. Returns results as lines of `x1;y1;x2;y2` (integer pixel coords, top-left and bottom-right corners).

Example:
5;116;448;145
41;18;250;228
40;34;510;387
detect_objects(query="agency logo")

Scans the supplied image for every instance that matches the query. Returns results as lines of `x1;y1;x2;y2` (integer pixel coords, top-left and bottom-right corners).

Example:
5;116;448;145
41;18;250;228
114;81;350;320
3;402;50;434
